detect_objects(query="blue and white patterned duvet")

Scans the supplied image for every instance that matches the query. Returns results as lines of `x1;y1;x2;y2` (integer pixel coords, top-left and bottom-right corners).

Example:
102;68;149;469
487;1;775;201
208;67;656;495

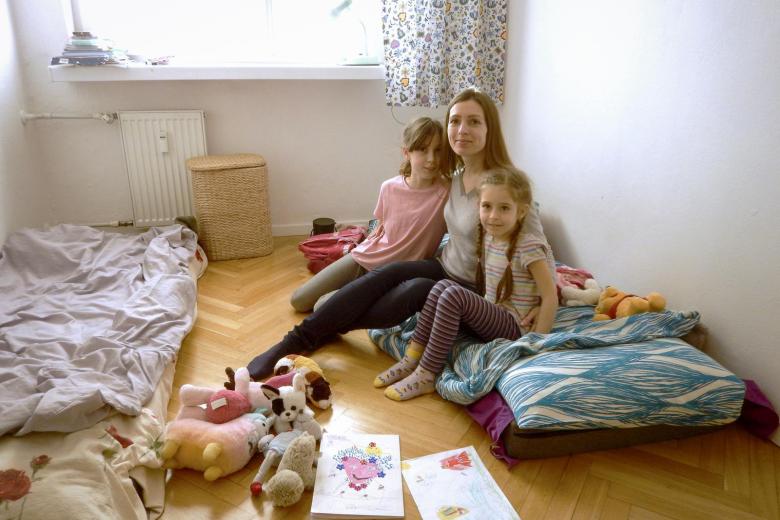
369;307;745;430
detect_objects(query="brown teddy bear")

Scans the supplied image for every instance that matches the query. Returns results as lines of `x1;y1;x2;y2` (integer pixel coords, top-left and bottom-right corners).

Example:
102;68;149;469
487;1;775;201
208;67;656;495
593;286;666;321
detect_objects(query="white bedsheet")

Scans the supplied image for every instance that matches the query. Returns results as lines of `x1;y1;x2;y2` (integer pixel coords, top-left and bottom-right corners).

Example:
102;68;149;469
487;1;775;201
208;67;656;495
0;224;197;436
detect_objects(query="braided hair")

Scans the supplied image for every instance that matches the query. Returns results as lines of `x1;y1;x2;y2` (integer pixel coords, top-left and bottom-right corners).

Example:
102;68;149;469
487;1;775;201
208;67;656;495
475;167;533;304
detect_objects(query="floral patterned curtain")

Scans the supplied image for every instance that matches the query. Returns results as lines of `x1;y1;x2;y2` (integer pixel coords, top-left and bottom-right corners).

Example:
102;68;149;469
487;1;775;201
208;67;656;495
382;0;508;107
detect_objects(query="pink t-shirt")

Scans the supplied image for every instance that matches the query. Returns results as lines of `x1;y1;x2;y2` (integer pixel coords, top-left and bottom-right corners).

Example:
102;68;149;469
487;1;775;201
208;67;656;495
351;175;448;271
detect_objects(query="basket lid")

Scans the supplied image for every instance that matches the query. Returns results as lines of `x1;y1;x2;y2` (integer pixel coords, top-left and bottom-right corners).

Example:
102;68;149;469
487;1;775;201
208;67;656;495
186;153;266;171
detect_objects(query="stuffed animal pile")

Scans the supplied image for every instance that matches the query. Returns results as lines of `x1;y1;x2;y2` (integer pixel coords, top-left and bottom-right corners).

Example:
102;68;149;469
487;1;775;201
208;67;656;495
162;355;331;508
556;263;667;321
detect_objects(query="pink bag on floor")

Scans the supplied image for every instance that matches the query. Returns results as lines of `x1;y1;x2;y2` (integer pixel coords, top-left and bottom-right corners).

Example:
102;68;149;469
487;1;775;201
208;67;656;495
298;226;366;274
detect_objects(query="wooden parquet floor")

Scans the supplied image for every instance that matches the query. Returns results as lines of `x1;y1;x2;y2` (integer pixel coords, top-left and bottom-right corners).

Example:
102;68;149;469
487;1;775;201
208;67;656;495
162;236;780;520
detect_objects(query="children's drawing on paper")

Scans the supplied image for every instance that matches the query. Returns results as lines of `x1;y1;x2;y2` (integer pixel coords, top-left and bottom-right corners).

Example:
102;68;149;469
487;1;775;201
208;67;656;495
402;446;520;520
311;433;404;518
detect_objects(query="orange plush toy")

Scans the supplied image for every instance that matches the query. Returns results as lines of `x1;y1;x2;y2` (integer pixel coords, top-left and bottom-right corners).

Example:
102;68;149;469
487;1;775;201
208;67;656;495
593;286;666;321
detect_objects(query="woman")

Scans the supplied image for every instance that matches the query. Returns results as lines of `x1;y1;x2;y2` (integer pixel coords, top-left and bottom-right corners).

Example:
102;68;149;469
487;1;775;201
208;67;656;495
243;88;544;380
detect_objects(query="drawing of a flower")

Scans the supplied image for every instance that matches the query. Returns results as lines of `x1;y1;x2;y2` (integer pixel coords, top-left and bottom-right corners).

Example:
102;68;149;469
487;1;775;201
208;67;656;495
0;455;53;518
29;455;50;472
0;469;31;502
30;455;51;480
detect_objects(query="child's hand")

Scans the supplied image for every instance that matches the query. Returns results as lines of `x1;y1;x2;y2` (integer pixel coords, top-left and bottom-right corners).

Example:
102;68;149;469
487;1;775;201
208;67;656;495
521;306;540;329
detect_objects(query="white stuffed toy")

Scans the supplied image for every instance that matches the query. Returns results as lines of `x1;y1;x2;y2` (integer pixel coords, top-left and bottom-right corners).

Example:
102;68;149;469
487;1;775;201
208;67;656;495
261;373;323;440
561;278;602;306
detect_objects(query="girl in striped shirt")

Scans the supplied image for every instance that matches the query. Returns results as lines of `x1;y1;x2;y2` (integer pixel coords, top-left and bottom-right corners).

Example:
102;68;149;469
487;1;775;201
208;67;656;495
377;167;558;401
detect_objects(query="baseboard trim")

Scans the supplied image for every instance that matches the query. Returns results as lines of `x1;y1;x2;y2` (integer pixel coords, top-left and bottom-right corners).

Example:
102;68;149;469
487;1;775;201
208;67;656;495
271;220;368;237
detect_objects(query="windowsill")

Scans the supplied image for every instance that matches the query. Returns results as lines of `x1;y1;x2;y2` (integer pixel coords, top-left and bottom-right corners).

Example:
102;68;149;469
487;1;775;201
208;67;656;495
48;61;385;82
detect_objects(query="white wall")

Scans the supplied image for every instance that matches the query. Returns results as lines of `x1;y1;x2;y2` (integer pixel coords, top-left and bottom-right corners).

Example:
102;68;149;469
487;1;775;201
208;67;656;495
504;0;780;444
10;0;439;234
0;0;50;242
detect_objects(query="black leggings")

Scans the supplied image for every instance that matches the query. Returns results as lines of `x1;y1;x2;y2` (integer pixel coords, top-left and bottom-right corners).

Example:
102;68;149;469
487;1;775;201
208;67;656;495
247;258;451;379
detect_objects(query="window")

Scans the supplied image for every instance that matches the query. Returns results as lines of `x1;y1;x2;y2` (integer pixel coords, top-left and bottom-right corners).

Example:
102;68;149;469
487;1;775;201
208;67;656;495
73;0;382;65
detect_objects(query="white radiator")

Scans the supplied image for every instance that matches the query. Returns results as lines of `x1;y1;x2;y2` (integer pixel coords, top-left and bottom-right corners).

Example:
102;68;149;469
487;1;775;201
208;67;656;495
119;110;207;227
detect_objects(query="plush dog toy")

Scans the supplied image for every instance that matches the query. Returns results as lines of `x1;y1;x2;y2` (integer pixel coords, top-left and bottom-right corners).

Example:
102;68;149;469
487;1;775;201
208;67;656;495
593;286;666;321
161;412;273;481
250;431;317;507
262;373;323;439
273;355;333;410
561;278;602;307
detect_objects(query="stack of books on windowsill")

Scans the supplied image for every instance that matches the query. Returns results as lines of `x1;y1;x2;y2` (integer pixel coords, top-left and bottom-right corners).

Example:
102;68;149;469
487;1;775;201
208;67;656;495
51;31;128;66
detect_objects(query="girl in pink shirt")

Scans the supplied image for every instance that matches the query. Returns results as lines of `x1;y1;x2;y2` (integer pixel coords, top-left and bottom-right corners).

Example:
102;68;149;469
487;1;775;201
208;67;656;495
290;117;449;312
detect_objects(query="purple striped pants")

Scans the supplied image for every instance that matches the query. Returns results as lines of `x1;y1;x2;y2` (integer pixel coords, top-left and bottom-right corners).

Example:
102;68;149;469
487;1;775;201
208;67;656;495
412;279;522;374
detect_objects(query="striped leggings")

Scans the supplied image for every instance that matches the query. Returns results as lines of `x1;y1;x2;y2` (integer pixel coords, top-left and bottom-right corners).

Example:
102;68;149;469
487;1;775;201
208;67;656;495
412;279;522;374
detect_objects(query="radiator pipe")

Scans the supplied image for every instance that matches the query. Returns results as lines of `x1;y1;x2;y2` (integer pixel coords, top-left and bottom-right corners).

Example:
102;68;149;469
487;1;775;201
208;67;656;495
20;110;117;124
84;220;135;228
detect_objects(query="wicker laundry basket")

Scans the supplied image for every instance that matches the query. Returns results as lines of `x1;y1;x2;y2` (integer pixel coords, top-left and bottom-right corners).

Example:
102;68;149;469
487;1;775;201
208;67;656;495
186;153;273;261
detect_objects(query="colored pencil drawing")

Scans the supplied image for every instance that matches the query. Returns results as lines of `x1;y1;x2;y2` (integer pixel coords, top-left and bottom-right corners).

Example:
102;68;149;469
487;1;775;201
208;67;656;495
311;433;403;518
402;446;520;520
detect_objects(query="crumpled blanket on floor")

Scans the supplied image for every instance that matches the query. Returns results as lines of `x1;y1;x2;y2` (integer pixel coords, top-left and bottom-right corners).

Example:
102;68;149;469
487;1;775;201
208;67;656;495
0;362;175;520
0;224;197;436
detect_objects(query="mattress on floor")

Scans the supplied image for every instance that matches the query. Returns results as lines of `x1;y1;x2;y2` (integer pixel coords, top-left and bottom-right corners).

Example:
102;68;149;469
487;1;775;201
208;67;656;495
500;421;722;459
495;335;741;458
370;307;745;458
